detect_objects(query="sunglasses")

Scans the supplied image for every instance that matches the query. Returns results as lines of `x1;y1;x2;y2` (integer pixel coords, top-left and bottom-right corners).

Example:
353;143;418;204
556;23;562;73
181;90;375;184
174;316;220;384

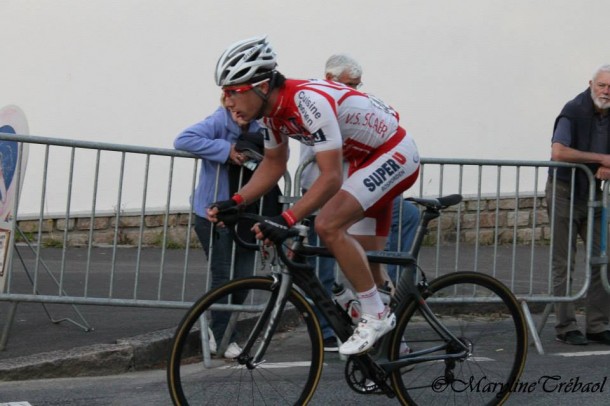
344;81;363;90
223;79;269;98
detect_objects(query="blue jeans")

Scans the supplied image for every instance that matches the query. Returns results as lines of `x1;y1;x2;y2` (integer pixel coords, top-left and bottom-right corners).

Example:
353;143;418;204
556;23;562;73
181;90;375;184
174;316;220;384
194;215;255;342
385;197;419;283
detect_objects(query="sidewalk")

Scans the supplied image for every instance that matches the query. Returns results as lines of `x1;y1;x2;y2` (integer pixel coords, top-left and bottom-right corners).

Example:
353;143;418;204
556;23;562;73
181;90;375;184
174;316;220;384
0;246;194;381
0;300;185;381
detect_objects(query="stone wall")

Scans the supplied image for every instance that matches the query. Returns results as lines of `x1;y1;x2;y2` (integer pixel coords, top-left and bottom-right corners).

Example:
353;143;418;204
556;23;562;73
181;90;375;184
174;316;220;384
426;194;549;246
15;195;550;248
16;212;200;248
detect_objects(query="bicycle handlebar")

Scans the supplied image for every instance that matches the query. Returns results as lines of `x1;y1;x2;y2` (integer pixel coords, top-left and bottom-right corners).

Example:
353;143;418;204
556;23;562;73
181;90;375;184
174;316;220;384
215;193;463;272
218;211;314;273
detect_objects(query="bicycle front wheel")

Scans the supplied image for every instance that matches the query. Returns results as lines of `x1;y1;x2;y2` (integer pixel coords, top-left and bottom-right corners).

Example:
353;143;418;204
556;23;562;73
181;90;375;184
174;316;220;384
167;277;324;406
390;271;527;406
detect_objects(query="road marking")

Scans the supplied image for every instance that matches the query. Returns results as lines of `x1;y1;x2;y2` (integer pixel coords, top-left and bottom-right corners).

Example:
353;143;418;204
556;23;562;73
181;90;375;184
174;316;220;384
218;357;495;370
0;403;33;406
220;361;313;369
553;350;610;357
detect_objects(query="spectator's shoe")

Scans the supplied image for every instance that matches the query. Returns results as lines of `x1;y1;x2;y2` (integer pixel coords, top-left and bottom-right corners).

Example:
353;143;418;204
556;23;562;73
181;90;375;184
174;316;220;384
399;342;415;373
208;328;218;355
586;331;610;345
556;330;588;345
339;308;396;355
323;336;339;352
223;342;243;359
399;342;411;356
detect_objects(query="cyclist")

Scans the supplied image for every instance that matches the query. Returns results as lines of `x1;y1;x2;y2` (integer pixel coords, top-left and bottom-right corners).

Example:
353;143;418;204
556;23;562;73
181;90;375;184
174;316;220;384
207;35;420;355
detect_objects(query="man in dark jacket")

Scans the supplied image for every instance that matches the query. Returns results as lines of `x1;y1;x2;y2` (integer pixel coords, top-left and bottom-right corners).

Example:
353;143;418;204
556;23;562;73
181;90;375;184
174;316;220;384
546;64;610;345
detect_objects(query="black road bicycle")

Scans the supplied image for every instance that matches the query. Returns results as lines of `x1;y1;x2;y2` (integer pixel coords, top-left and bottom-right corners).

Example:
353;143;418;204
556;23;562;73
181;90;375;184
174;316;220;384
167;194;528;405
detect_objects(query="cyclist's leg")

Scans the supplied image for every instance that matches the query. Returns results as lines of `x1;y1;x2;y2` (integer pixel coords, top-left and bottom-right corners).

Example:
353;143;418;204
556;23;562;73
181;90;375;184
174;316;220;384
341;197;394;294
316;193;396;354
316;131;419;354
322;129;419;299
353;234;389;288
315;192;374;295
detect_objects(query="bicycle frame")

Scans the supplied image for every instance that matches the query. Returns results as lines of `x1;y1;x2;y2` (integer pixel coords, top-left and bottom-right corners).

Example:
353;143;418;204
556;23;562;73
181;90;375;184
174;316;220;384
231;194;469;378
169;194;527;406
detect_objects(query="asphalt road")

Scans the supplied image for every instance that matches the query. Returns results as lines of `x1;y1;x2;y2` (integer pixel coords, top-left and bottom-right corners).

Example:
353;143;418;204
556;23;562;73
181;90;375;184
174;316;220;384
0;243;599;406
1;334;610;406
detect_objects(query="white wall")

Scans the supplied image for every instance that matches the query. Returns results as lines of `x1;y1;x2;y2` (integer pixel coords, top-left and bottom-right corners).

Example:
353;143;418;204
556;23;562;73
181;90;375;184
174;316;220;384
2;0;608;213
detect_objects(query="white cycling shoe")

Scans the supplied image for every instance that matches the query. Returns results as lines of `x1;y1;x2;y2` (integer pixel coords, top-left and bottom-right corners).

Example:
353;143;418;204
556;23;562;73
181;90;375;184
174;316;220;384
339;308;396;355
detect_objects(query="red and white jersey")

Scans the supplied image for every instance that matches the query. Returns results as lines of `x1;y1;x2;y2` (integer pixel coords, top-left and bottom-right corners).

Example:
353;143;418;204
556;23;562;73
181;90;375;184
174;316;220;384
262;79;401;167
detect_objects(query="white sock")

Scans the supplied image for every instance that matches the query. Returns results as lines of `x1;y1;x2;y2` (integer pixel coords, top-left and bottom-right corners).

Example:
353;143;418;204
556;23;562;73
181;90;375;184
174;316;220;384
357;286;386;318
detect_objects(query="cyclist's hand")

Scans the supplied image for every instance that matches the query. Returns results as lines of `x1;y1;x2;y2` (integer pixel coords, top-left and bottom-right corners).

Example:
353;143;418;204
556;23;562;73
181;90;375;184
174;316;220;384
254;215;291;244
207;199;243;227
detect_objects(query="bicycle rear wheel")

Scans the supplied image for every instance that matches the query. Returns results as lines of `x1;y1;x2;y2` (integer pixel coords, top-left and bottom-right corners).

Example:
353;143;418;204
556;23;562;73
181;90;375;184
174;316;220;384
167;277;324;405
390;272;527;405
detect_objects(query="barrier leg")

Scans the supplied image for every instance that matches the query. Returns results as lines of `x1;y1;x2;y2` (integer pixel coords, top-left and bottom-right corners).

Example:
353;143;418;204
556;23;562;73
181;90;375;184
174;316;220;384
199;313;213;368
13;236;92;332
0;301;18;351
536;302;553;337
521;300;545;355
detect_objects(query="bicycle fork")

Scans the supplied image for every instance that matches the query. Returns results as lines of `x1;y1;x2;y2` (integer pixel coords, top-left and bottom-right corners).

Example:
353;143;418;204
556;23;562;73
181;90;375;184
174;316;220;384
237;271;293;368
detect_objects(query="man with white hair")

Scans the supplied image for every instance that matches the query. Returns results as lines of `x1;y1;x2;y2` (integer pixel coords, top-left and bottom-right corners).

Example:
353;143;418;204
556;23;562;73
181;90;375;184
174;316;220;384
546;64;610;346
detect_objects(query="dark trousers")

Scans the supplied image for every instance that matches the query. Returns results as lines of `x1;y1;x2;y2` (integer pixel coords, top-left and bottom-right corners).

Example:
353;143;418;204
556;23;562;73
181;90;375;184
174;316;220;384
545;178;610;335
194;215;254;342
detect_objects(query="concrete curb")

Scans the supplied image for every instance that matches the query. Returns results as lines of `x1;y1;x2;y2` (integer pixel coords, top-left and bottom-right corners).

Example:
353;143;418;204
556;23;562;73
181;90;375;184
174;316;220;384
0;328;174;382
0;307;304;381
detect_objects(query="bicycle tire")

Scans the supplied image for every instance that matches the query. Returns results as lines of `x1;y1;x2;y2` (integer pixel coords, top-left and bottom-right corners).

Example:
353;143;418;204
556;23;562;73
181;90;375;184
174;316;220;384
390;271;527;405
167;277;324;405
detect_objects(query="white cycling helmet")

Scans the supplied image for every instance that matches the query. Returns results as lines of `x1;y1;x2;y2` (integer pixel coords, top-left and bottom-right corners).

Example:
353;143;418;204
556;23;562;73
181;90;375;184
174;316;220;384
215;35;277;87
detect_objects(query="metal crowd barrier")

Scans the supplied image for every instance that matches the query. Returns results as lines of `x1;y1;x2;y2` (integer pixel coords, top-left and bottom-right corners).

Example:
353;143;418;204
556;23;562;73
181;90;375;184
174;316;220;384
411;159;598;354
295;156;599;354
0;131;602;355
0;132;289;349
